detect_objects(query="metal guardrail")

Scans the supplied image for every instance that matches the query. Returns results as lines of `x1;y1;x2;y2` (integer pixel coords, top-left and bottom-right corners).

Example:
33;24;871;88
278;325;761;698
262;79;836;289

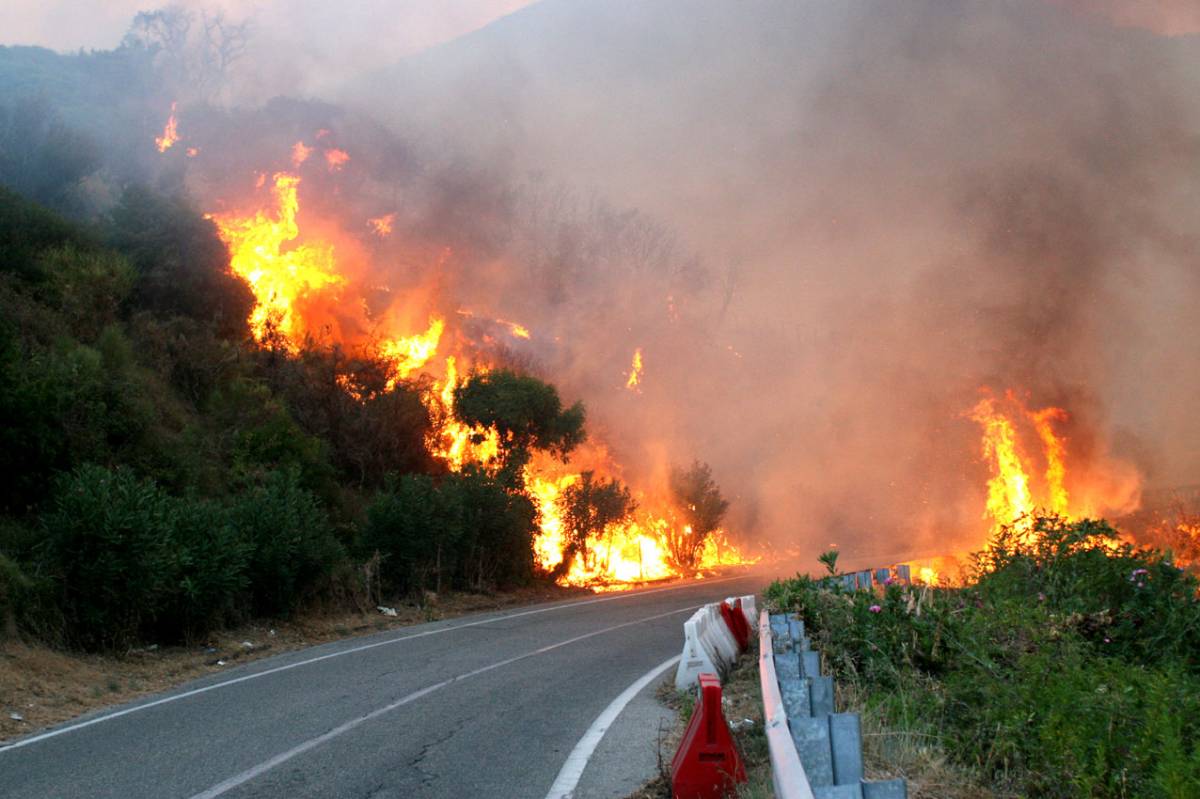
759;603;908;799
758;610;817;799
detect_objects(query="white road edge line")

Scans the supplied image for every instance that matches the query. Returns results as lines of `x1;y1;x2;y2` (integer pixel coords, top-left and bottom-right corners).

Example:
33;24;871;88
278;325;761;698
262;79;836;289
0;575;746;753
543;654;681;799
188;605;699;799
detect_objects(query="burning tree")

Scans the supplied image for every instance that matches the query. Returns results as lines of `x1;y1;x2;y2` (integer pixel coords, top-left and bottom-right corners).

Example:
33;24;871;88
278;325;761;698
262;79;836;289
666;460;729;570
453;369;586;483
555;471;636;578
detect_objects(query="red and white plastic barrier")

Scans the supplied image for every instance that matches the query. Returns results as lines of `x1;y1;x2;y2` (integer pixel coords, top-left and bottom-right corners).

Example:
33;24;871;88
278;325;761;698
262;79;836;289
673;595;756;690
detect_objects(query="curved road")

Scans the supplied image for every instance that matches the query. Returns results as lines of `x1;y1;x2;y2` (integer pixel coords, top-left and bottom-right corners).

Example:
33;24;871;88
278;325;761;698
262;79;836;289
1;573;764;799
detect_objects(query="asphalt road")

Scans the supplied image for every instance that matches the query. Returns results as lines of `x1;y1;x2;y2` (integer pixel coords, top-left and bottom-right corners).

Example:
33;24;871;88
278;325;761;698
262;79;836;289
1;572;765;799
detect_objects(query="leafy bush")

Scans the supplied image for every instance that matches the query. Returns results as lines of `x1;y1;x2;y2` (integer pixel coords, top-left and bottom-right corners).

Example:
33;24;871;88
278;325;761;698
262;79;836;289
253;343;434;487
455;368;586;479
107;185;253;339
0;183;99;283
0;550;32;638
40;465;181;649
362;473;466;595
227;468;343;617
453;468;538;589
765;516;1200;798
37;465;340;648
160;496;251;638
556;471;635;578
363;469;538;595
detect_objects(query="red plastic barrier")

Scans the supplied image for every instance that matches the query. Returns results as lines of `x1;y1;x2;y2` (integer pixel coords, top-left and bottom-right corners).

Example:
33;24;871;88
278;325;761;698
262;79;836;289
719;600;750;652
671;673;747;799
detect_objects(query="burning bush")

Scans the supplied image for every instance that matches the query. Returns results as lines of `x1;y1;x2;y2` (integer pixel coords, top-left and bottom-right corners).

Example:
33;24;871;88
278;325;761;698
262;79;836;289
554;471;636;579
665;460;729;570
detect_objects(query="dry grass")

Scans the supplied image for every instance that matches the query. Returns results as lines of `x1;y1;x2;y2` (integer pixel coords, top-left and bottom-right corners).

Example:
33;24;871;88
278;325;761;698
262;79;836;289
838;680;997;799
0;584;585;743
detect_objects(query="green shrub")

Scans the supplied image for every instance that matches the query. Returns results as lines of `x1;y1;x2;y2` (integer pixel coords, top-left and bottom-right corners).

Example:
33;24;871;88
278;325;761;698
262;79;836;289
454;468;538;589
765;516;1200;797
362;473;465;594
160;496;251;638
363;469;539;595
228;468;343;616
0;550;32;637
41;464;180;649
107;185;253;339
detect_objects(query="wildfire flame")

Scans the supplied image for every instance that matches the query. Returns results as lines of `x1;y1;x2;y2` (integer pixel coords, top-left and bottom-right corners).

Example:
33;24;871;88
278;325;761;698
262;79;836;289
204;146;756;591
325;148;350;171
291;141;313;166
456;309;531;340
209;173;345;343
426;356;502;471
155;102;179;152
626;348;643;392
381;317;444;387
969;389;1140;541
368;213;395;237
522;448;754;588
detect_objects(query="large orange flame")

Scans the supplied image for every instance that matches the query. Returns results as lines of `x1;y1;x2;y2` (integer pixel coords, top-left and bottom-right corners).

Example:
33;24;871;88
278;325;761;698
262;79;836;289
970;393;1035;533
381;317;444;386
969;389;1140;541
209;173;346;343
204;146;756;591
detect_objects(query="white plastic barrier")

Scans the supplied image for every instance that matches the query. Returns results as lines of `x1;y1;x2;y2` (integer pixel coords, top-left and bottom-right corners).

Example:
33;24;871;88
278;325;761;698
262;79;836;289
673;595;756;690
674;608;726;689
705;604;740;665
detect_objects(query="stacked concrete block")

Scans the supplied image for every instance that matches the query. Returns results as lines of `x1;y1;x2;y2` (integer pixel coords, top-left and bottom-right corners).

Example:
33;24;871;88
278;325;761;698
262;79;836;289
766;611;908;799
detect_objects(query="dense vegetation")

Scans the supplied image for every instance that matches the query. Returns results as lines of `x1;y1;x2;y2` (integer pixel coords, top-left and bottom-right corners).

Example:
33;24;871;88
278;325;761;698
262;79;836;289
0;180;588;651
765;517;1200;798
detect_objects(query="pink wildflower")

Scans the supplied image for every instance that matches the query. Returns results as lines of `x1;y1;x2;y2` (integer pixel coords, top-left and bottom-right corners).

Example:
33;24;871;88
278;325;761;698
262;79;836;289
869;604;882;613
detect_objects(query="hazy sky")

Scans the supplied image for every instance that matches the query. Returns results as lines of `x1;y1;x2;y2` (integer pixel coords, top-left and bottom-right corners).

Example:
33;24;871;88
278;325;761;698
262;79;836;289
2;0;1196;57
0;1;536;54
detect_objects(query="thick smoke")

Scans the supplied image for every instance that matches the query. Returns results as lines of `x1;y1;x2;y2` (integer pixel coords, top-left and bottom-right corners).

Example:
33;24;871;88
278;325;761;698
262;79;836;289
330;0;1200;562
10;0;1199;566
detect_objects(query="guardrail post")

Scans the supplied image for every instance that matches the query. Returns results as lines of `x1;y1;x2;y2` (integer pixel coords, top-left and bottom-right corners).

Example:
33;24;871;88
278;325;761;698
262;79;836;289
760;575;910;799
